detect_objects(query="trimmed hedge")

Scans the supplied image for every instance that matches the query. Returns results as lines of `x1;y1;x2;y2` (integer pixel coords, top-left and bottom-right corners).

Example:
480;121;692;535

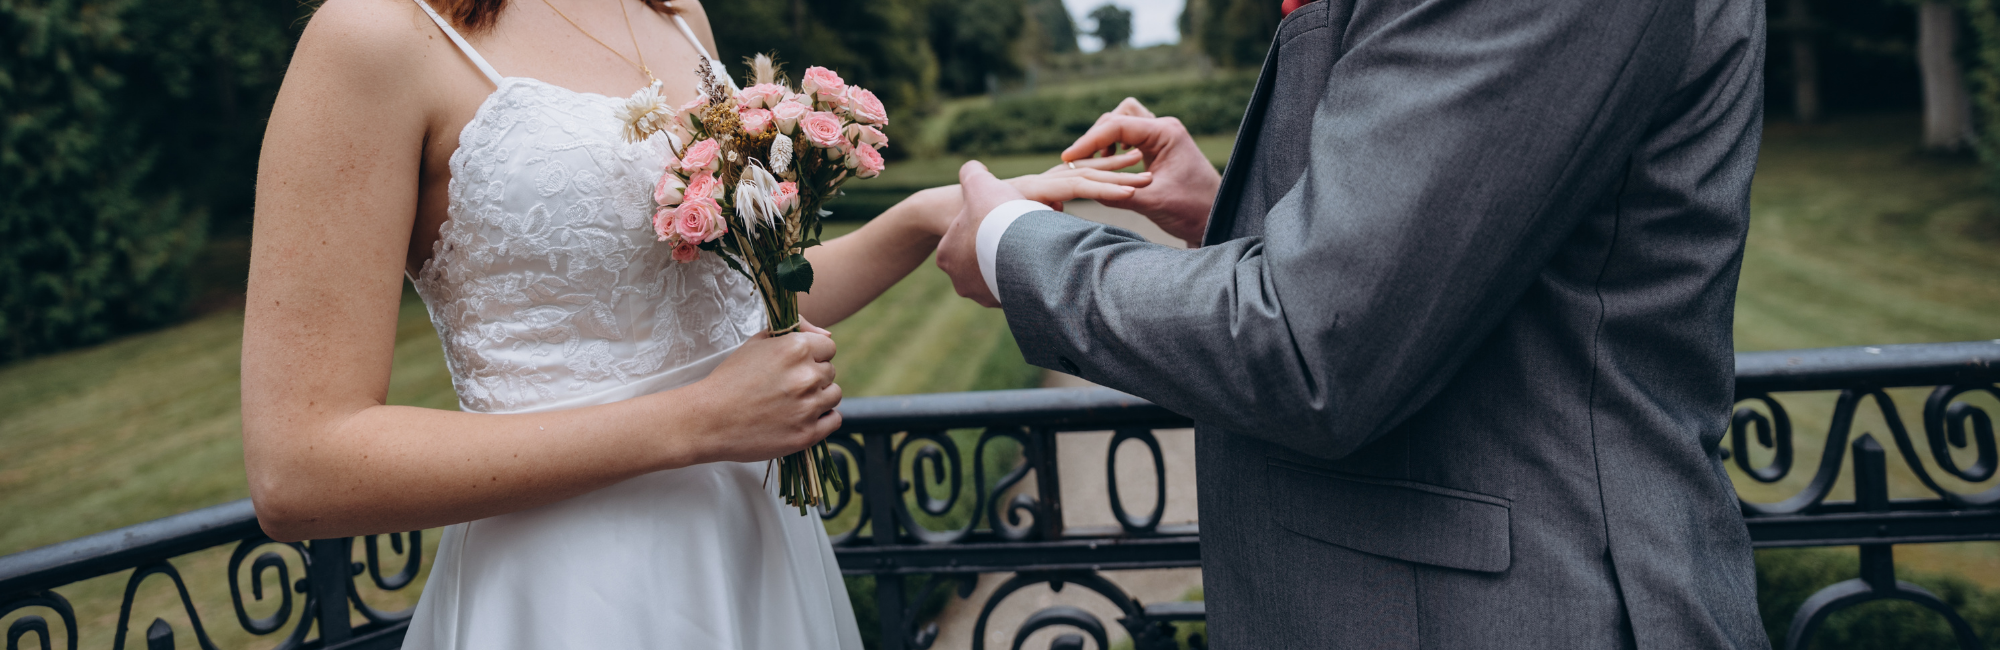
946;74;1257;155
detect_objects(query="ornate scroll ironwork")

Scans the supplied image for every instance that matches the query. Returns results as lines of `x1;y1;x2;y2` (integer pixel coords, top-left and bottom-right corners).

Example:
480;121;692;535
4;342;1996;650
1779;435;1984;650
0;522;424;650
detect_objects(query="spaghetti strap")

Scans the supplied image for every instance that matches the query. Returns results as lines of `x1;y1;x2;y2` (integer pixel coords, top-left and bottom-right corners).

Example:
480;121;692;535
665;4;737;92
412;0;504;86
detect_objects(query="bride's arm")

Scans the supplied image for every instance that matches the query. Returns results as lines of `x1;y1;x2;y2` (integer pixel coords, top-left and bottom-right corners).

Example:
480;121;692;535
796;187;956;326
242;0;840;543
799;158;1152;326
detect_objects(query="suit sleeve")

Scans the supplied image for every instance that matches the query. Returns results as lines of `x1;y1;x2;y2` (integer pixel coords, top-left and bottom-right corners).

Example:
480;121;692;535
995;0;1693;460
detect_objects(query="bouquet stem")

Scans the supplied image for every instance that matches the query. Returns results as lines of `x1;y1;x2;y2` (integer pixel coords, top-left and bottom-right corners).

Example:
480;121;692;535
763;290;844;515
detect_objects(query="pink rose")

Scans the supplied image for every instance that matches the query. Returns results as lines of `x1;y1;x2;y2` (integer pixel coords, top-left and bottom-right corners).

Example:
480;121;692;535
652;207;677;242
653;172;686;206
676;96;707;131
739;108;774;135
844;87;887;125
800;66;847;104
736;83;788;109
849;144;884;179
671;239;700;263
844;123;887;148
799;111;846;149
680;139;721;174
674;197;724;243
684;173;722;203
771;101;810;134
774;181;799;213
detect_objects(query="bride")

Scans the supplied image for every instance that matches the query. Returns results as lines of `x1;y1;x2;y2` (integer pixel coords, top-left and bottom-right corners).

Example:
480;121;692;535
239;0;1148;647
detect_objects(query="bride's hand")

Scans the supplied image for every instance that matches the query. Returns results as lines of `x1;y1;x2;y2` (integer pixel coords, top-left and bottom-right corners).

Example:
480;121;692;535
679;322;842;464
897;152;1151;239
1007;149;1151;212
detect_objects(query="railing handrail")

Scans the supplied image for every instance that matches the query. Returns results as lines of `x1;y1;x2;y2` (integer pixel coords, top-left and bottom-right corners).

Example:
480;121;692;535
4;340;1996;601
1735;340;2000;393
0;499;258;599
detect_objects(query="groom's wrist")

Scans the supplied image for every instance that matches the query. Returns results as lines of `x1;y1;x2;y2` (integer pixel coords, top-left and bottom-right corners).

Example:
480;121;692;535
975;200;1049;303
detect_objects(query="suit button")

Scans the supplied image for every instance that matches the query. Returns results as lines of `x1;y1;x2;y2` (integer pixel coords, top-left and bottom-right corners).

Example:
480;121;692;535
1058;357;1080;375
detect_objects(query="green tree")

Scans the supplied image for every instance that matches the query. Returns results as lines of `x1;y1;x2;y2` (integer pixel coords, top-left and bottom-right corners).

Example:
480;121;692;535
1088;2;1133;50
1028;0;1079;54
707;0;939;153
1185;0;1280;67
1;0;251;361
930;0;1028;95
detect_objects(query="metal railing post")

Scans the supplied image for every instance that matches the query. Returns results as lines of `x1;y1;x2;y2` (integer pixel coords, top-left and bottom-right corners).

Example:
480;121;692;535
863;431;907;650
1032;427;1064;540
308;537;352;645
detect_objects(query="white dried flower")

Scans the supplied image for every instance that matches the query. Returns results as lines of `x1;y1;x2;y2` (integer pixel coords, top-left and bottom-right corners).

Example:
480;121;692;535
617;82;675;144
752;53;777;87
735;164;785;237
770;133;794;175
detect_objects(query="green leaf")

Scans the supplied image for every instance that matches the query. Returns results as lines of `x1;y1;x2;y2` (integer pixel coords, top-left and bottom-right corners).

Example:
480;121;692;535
775;254;815;292
799;238;822;249
715;250;749;279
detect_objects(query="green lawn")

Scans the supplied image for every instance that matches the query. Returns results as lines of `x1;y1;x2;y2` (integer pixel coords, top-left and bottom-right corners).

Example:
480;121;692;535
2;112;1998;645
1723;114;2000;590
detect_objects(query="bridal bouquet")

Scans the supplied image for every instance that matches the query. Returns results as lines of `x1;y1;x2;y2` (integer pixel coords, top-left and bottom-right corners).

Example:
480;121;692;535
618;55;886;513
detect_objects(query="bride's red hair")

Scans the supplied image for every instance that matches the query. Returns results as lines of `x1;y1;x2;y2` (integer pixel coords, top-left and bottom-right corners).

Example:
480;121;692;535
432;0;677;33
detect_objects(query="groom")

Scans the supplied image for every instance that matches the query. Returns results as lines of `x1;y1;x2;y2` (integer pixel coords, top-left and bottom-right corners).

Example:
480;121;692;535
936;0;1769;647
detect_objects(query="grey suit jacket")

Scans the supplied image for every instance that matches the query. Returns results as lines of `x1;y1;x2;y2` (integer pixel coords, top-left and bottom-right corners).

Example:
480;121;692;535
993;0;1768;647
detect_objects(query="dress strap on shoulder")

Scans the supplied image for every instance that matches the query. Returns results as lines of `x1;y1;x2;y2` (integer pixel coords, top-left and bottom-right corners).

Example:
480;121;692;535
664;4;737;92
412;0;504;86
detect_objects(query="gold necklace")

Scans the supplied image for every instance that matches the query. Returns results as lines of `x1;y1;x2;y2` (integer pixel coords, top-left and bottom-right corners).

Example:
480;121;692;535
539;0;656;84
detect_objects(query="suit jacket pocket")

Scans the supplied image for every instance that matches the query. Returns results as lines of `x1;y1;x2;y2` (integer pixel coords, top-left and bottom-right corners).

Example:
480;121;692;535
1267;461;1512;573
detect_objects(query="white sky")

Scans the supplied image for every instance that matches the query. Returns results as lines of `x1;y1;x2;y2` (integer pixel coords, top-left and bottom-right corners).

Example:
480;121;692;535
1062;0;1185;52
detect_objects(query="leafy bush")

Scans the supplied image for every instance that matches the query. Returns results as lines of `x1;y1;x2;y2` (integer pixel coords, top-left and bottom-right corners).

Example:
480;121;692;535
4;0;197;361
2;0;303;361
946;73;1257;155
1755;548;2000;649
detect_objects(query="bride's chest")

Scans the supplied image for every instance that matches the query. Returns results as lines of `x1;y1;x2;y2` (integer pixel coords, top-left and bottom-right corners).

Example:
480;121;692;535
433;80;671;273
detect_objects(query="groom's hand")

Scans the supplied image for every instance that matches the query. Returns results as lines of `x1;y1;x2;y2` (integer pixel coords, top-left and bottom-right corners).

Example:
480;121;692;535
1063;99;1221;247
936;161;1024;308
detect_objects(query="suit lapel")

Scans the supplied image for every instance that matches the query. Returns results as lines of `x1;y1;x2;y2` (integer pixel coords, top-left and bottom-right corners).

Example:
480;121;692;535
1202;35;1287;247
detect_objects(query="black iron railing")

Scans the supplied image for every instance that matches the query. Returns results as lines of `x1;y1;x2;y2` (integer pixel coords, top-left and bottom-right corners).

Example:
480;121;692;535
2;341;1996;650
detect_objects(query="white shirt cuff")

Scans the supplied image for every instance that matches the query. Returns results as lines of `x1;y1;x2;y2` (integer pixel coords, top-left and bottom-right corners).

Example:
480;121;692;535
975;200;1049;304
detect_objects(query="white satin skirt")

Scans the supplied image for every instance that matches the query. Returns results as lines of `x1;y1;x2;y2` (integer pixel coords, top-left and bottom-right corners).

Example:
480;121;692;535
400;350;863;649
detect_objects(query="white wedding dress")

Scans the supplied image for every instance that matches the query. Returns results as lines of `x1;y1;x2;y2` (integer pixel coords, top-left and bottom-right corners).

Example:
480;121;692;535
398;2;862;648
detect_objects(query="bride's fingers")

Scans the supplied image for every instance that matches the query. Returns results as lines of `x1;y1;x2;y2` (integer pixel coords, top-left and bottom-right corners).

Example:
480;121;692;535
815;358;836;387
1071;169;1153;186
797;331;836;363
810;383;843;422
810;403;843;440
1026;177;1143;204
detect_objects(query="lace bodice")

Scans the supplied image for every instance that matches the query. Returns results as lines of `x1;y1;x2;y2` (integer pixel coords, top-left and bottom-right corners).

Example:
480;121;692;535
411;77;762;413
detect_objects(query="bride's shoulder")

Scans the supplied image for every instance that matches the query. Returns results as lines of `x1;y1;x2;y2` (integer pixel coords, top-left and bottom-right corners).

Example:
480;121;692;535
291;0;453;90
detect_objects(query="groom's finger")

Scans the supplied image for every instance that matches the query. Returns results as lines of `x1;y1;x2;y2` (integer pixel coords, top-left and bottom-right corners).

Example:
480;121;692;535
1062;115;1160;164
